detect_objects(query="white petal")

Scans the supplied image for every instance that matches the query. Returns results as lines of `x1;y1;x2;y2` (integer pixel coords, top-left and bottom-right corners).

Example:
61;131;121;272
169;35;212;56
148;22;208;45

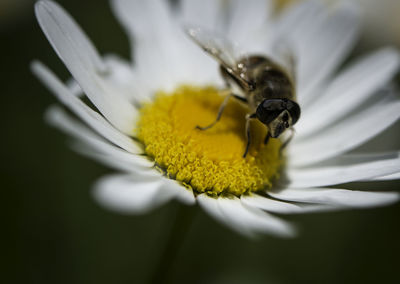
159;178;196;205
269;187;400;208
45;106;155;173
93;174;176;214
225;0;272;45
32;61;140;153
197;194;296;238
290;91;400;166
76;142;157;175
367;172;400;181
286;152;400;188
111;0;187;90
102;54;152;104
266;0;325;69
180;0;224;32
197;194;227;229
298;47;400;137
110;0;171;48
35;0;137;134
66;126;194;205
271;0;325;44
36;0;106;72
295;2;360;104
269;1;359;96
241;193;335;214
65;78;82;97
112;0;226;88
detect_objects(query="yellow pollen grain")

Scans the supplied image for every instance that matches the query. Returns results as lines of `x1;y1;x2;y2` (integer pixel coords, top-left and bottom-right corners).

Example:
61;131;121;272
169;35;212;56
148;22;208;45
136;85;282;196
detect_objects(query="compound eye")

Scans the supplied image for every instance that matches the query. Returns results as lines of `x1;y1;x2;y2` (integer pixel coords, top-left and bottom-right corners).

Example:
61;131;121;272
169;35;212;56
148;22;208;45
262;99;287;111
257;99;287;125
287;100;301;125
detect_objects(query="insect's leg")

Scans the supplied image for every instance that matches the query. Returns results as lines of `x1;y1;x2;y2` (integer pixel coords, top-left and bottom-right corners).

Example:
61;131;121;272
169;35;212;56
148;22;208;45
196;92;232;130
280;127;295;153
221;66;248;103
232;94;248;103
264;132;271;144
243;113;256;158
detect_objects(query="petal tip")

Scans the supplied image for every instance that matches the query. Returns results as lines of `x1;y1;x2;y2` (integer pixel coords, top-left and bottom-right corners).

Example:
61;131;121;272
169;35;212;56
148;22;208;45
35;0;56;19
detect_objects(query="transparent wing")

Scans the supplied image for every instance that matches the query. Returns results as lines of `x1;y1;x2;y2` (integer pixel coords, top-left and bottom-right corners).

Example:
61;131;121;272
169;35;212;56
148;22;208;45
272;39;297;85
185;26;253;90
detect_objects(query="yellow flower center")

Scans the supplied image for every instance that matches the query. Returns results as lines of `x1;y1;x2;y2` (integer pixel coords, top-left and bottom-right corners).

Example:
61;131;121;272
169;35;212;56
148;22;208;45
136;85;282;196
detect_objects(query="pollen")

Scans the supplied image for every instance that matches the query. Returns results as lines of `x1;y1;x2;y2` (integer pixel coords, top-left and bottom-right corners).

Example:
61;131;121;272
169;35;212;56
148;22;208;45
136;85;282;196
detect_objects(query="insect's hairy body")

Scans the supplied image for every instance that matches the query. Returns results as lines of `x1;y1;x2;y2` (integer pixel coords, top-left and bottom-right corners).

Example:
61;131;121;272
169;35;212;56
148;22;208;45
220;55;296;111
185;27;300;157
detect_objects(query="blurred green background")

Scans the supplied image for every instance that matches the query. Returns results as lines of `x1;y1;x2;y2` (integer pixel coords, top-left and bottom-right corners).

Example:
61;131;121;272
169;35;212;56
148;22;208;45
2;0;400;283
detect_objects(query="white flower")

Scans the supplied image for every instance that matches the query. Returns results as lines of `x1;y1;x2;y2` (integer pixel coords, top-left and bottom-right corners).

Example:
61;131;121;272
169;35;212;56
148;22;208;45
32;0;400;238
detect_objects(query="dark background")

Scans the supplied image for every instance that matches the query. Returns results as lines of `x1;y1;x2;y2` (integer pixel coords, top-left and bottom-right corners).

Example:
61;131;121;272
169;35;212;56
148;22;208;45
2;0;400;283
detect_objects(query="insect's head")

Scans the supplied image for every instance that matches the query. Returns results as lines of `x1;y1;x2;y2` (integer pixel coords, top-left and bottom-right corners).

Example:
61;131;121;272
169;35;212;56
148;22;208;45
256;98;300;138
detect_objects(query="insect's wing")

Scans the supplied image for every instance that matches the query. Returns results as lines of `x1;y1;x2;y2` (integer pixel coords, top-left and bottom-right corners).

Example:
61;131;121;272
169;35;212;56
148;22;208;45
186;27;237;69
185;26;252;91
272;39;297;85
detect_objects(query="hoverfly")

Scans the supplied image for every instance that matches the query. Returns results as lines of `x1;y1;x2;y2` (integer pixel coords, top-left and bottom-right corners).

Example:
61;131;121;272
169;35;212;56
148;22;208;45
186;27;301;157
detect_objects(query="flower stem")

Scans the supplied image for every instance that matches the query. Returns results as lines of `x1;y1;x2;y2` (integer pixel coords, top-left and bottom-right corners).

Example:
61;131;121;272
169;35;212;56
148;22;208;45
150;203;197;284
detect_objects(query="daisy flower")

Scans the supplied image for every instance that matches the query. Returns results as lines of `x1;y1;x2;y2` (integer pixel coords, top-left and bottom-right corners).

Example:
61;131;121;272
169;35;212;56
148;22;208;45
32;0;400;238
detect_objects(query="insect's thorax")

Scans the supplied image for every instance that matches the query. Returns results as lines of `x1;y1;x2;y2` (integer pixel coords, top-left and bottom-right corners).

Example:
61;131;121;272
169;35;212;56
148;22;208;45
240;56;296;111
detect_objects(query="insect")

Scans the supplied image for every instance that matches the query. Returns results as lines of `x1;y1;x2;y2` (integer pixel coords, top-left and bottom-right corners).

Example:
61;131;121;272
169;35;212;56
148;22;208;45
186;27;301;157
